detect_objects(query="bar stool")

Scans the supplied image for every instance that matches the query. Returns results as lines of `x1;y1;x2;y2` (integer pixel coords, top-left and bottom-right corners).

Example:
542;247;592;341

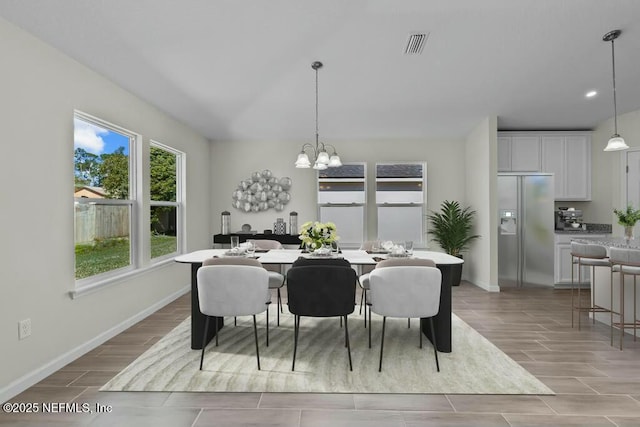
609;247;640;350
571;242;611;330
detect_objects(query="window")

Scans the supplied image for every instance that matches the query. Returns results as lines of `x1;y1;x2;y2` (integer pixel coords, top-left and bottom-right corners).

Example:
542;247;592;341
74;112;136;281
73;111;186;292
149;142;183;259
317;163;367;247
375;162;426;246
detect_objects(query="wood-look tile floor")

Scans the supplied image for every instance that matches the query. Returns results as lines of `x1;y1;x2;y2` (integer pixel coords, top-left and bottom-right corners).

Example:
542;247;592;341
3;282;640;427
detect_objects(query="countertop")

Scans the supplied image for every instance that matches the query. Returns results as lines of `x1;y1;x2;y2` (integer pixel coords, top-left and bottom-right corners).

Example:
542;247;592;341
554;223;612;235
555;230;611;235
571;236;640;249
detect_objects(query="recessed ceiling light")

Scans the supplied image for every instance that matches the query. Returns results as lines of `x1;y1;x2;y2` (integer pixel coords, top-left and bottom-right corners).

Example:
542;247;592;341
585;90;597;98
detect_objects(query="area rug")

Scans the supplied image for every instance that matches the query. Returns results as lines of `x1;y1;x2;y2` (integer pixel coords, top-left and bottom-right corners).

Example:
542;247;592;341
101;307;553;394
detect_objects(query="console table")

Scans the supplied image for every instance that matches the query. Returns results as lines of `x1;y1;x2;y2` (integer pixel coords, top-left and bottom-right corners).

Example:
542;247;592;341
213;233;302;246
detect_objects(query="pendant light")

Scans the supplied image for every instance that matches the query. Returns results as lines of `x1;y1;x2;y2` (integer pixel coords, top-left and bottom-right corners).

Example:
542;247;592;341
603;29;629;152
294;61;342;169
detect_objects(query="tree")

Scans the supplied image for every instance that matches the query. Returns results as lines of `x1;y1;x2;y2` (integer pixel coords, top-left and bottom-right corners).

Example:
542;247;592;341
100;147;129;199
74;148;101;187
150;146;176;202
150;147;177;232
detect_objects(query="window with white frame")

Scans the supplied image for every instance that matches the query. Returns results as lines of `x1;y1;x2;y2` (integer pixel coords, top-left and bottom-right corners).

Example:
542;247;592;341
74;112;137;282
149;142;183;259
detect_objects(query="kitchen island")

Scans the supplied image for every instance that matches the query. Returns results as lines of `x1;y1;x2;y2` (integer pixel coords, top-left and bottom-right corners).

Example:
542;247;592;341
573;237;640;341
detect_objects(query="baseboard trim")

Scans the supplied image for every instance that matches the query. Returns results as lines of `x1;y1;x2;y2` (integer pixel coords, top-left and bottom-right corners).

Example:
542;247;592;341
0;285;189;404
469;280;501;292
554;283;590;290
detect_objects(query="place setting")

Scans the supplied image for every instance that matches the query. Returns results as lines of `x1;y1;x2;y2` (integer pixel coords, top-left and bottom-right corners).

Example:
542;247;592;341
220;237;261;258
369;240;414;260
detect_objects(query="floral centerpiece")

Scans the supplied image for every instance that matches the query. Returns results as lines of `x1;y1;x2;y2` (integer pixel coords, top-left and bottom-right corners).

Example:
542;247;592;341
298;221;339;252
614;204;640;241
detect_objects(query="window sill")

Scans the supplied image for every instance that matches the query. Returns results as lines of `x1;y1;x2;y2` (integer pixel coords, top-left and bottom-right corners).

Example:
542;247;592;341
70;258;176;299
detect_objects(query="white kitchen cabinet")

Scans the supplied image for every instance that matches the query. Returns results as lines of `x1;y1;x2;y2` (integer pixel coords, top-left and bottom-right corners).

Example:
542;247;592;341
498;131;591;201
541;133;591;201
554;233;608;286
497;134;540;172
497;137;511;171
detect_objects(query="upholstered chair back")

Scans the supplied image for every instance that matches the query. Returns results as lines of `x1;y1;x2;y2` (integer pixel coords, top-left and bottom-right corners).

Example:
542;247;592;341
197;265;269;317
369;266;441;319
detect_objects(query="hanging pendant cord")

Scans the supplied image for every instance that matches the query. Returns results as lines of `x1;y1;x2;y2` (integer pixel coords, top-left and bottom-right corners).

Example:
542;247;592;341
315;65;320;151
611;38;618;134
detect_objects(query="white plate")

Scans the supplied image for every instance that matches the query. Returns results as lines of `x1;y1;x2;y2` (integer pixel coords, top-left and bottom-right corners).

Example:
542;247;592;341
224;252;246;257
386;253;410;258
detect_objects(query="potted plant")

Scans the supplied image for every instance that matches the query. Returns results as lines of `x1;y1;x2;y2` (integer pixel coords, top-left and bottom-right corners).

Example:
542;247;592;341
614;204;640;242
427;200;480;285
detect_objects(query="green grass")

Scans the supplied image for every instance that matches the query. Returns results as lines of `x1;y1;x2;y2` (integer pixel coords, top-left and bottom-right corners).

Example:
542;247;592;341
150;233;178;259
75;234;177;279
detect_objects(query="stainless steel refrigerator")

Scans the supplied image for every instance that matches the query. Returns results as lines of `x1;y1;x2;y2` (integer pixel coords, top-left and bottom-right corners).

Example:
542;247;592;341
498;173;554;288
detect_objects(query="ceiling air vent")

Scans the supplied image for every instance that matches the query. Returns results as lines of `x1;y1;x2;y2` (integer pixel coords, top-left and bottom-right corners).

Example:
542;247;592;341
404;32;429;55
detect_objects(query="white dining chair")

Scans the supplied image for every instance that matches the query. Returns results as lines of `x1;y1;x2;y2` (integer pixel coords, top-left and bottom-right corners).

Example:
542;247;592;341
203;256;280;345
197;264;270;370
248;239;286;325
368;265;442;372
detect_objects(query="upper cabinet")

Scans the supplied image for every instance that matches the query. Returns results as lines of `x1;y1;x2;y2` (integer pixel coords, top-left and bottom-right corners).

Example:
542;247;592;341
498;135;541;172
498;131;591;201
541;134;591;201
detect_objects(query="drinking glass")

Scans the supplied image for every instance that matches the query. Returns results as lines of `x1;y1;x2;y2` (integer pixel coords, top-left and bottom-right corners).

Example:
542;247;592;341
246;241;255;257
404;240;414;255
230;235;240;249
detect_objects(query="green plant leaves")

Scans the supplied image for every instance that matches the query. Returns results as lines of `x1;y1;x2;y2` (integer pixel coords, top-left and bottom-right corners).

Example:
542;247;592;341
614;204;640;227
427;200;479;256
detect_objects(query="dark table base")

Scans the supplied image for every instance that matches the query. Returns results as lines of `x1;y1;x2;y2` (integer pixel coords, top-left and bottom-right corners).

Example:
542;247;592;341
190;263;222;349
421;264;452;353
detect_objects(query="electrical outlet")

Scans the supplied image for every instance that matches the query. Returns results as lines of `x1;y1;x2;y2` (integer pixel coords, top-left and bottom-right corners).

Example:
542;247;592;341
18;318;31;340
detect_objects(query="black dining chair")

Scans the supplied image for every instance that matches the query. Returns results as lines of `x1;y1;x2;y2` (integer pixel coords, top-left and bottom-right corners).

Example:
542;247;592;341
290;257;352;268
286;262;357;371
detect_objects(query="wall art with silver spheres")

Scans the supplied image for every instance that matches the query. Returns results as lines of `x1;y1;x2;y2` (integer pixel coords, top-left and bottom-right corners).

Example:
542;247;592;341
232;169;292;212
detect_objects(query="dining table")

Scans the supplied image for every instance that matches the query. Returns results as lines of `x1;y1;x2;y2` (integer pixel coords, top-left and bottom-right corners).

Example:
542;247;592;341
175;249;463;352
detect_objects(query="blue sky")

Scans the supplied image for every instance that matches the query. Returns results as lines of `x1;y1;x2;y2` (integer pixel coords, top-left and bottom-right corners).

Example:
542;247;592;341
74;118;130;156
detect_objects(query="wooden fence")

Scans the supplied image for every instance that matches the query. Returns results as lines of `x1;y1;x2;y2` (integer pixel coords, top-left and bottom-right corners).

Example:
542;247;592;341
75;204;129;244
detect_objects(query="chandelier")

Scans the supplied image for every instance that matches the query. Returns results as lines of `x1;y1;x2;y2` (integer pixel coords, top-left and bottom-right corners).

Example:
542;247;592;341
602;29;628;152
294;61;342;170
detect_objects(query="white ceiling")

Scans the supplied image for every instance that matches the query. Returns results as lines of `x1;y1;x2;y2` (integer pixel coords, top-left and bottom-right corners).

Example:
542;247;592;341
2;0;640;142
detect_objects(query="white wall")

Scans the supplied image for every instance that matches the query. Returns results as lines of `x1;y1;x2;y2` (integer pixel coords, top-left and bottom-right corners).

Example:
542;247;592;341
0;17;211;398
578;109;640;228
210;139;466;247
597;109;640;231
464;117;499;291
